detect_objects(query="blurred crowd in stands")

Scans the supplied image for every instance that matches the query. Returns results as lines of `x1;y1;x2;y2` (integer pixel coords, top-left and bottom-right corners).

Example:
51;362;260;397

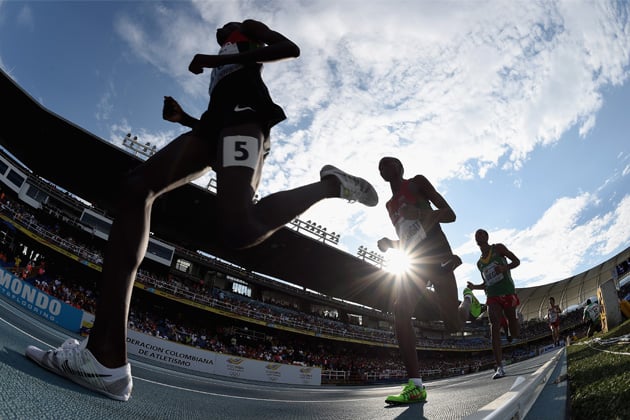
1;194;626;384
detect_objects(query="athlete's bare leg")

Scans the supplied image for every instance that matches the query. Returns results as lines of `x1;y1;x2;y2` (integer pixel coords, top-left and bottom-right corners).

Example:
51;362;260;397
393;287;422;378
89;124;345;366
428;268;470;333
488;302;504;368
214;124;340;249
505;306;520;340
88;131;214;367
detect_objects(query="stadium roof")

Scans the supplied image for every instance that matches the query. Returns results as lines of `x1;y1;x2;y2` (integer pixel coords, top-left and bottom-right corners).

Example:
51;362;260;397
516;246;630;321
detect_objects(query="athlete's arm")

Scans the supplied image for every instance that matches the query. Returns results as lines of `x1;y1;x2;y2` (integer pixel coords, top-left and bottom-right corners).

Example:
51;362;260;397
189;19;300;74
162;96;198;128
467;280;486;291
494;243;520;273
377;237;400;252
410;175;456;229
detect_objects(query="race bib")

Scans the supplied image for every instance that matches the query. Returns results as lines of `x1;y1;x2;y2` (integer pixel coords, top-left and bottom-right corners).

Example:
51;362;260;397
396;219;427;249
223;136;260;169
481;262;504;286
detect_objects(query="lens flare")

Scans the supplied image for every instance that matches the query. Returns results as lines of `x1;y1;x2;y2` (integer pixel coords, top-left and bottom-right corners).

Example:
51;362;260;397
384;248;411;275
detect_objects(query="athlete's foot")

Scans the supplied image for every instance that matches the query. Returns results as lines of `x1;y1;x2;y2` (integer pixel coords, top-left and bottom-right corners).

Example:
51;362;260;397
320;165;378;207
463;287;482;318
25;338;133;401
385;380;427;405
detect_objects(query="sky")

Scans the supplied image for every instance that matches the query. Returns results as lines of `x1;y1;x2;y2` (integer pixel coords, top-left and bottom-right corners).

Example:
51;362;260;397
0;0;629;303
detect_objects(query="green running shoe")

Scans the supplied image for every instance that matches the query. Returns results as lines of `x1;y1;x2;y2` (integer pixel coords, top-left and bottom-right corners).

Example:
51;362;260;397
463;288;482;318
385;380;427;405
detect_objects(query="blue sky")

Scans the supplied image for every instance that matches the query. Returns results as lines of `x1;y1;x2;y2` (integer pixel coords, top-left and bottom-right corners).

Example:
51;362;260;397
1;1;629;302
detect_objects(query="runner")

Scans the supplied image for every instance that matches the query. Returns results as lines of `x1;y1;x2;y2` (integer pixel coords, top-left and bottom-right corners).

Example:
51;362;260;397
468;228;521;379
377;156;472;404
547;297;562;346
24;19;378;401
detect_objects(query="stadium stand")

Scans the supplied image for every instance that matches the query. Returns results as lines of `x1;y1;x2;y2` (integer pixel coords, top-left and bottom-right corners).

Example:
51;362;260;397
1;66;628;388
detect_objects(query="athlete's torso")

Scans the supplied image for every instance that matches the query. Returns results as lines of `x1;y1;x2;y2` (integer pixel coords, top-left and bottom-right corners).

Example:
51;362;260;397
548;306;560;323
477;245;515;297
208;30;264;97
201;29;286;135
584;303;600;321
386;179;449;255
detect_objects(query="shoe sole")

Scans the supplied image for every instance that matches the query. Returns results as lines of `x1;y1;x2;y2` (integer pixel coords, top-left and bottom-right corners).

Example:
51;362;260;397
320;165;378;207
385;399;427;405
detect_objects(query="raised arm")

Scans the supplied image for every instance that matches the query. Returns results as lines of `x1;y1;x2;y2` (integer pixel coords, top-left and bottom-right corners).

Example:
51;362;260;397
188;19;300;74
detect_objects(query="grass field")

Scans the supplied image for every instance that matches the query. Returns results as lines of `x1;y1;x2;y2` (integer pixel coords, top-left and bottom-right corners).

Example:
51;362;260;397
566;317;630;420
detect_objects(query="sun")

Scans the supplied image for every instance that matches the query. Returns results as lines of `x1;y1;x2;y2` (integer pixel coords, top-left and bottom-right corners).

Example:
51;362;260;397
384;248;411;275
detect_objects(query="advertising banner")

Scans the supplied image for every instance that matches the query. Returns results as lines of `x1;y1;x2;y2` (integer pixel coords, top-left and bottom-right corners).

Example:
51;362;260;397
127;329;321;386
0;266;83;332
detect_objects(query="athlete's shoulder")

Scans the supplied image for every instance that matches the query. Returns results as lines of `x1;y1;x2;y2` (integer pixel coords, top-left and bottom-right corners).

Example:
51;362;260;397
410;174;430;184
492;243;510;254
408;174;433;192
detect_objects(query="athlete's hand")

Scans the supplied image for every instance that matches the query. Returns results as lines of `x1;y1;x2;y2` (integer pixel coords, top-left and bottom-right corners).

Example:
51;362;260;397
377;237;392;252
189;54;224;74
162;96;183;122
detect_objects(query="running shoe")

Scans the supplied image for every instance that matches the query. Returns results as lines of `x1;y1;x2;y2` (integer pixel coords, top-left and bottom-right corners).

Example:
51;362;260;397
463;288;482;318
385;379;427;404
492;366;506;380
25;338;133;401
320;165;378;207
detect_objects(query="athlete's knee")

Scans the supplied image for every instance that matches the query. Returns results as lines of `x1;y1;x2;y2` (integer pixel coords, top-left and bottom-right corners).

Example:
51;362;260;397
118;171;155;204
215;218;266;250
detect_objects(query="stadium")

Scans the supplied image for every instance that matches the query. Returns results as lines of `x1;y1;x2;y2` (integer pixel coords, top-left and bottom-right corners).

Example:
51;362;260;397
0;67;628;418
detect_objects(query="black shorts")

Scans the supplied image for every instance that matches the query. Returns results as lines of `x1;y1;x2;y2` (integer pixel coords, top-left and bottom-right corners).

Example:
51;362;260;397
402;238;458;321
193;72;286;167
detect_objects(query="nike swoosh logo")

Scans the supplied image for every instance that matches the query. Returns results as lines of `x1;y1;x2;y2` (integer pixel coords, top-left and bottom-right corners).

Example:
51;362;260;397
234;105;254;112
440;259;452;268
61;360;111;378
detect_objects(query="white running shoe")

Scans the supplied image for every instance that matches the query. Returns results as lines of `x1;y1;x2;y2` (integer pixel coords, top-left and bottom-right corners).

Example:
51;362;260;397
25;338;132;401
492;366;506;380
320;165;378;207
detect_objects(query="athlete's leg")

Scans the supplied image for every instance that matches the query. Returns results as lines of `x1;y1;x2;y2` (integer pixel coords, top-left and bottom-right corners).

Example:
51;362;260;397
393;278;423;378
487;301;504;368
88;132;213;367
214;123;346;249
504;305;520;340
431;268;469;333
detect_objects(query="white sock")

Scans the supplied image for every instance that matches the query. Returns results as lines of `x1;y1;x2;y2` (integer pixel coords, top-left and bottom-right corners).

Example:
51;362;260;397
411;377;423;387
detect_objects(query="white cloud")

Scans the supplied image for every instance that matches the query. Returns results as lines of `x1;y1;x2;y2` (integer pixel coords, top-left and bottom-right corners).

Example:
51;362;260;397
16;3;33;29
108;1;630;285
456;191;630;288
